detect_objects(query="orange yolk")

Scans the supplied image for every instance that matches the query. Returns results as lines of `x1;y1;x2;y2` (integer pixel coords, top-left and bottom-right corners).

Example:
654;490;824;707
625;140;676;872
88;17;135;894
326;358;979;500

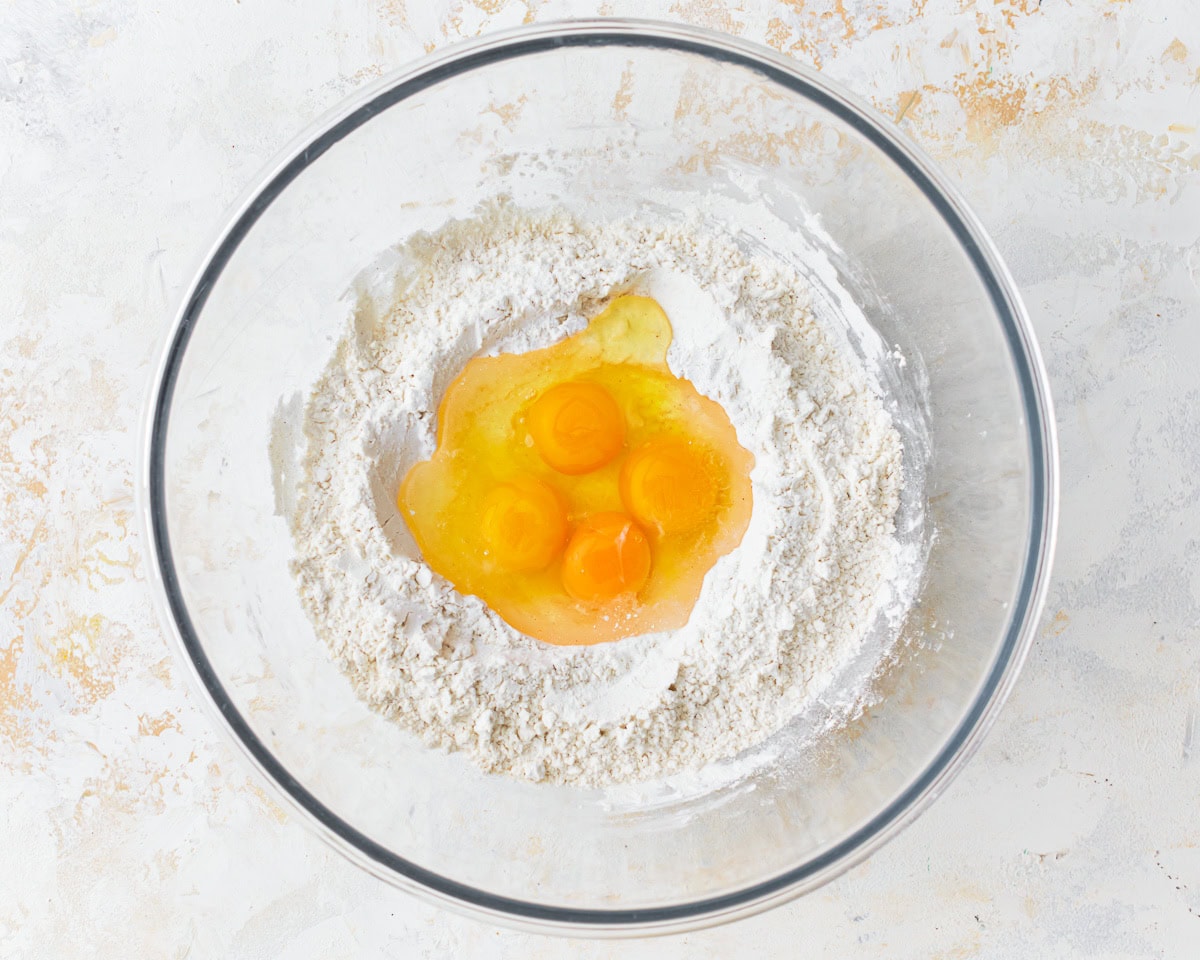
529;381;625;475
481;478;567;572
620;439;717;535
398;294;755;646
560;512;652;603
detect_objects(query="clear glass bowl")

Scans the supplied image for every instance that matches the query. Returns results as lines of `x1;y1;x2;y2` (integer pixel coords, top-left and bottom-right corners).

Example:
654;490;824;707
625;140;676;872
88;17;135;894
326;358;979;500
140;20;1057;935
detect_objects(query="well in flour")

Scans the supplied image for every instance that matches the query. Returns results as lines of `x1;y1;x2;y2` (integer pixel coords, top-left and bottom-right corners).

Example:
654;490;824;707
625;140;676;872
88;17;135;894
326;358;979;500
289;207;905;787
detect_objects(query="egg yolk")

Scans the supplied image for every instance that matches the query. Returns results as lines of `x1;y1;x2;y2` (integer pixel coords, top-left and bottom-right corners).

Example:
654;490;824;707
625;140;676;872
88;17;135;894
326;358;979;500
620;438;717;535
560;512;652;602
398;294;754;646
481;478;567;572
529;381;625;475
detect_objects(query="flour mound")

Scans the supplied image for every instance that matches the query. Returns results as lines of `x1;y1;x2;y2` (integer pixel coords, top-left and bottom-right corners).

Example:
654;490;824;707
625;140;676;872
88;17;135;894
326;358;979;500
290;208;904;787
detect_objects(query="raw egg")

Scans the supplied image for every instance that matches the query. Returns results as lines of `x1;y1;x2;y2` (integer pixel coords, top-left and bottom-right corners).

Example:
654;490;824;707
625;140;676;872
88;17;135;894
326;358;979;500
398;294;754;645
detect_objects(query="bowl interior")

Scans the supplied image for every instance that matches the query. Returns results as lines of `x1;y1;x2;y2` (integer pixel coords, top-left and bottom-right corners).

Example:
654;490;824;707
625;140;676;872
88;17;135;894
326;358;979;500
149;26;1050;926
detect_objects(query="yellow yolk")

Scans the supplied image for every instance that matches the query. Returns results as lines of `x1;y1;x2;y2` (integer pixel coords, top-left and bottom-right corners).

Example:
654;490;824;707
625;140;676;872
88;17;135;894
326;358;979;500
398;294;755;646
480;478;567;572
560;512;652;603
620;438;717;535
528;381;625;475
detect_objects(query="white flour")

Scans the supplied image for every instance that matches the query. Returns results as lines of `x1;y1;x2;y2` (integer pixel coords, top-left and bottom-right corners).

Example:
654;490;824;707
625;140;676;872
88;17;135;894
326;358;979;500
289;206;905;787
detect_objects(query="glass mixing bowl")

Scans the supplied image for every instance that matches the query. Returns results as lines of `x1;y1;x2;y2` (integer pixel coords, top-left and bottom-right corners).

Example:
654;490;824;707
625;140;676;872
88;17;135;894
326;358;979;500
141;20;1057;934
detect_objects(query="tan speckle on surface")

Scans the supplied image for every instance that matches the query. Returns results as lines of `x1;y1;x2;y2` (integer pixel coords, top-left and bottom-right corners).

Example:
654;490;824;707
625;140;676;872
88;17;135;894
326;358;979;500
1045;609;1071;638
1163;37;1188;62
611;61;635;121
0;635;39;752
50;613;129;706
953;71;1029;145
484;95;529;129
668;0;745;36
137;711;180;738
378;0;407;26
894;89;921;124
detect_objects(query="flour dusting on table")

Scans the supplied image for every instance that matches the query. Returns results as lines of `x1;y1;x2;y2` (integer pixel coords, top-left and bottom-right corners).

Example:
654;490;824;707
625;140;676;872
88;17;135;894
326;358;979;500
289;207;904;787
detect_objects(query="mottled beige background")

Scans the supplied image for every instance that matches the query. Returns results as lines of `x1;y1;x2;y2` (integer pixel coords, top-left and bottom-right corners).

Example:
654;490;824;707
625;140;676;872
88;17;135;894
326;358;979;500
2;1;1199;957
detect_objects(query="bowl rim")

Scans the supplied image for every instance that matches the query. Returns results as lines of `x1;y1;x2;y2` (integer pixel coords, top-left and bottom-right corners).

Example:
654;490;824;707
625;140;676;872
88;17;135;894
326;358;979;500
139;17;1059;936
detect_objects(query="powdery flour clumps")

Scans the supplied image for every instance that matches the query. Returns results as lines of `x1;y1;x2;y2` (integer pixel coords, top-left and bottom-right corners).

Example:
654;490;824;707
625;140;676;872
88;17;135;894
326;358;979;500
290;208;903;787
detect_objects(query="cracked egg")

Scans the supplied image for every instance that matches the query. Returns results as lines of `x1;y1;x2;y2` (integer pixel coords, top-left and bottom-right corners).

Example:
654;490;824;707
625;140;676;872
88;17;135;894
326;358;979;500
398;295;754;645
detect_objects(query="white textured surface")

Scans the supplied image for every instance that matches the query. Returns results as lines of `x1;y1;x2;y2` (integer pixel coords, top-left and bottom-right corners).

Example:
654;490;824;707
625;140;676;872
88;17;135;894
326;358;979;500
2;1;1198;956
